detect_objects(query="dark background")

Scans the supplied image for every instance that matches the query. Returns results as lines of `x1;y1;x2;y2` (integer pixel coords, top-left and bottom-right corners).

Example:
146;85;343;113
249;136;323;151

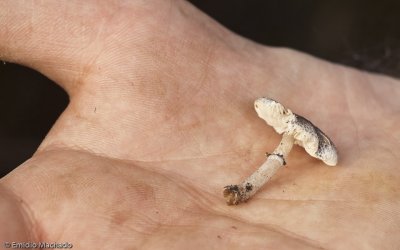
1;1;400;177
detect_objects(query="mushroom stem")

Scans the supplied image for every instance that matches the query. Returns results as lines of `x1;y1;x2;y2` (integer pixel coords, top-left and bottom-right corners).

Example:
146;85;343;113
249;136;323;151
223;133;294;205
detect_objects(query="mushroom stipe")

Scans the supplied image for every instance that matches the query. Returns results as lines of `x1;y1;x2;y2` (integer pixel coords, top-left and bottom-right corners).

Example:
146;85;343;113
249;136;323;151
223;97;338;205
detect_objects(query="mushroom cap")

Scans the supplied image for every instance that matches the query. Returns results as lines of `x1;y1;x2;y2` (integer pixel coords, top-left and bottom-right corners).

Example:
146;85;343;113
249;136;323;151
254;97;338;166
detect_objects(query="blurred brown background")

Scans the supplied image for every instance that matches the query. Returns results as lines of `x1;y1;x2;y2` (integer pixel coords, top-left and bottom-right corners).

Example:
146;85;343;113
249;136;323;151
1;0;399;177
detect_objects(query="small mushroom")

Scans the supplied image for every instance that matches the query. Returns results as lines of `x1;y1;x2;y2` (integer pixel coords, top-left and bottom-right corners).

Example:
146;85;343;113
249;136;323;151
223;97;338;205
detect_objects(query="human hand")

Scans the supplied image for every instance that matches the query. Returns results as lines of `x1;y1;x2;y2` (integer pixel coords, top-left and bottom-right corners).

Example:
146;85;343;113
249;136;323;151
1;1;399;249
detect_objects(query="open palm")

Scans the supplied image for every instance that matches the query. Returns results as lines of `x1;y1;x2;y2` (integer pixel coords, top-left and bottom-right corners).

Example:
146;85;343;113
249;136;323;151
1;1;399;249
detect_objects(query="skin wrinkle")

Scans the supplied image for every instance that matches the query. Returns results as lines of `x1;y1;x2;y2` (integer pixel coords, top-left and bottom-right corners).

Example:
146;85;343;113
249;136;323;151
33;149;220;209
377;141;399;163
73;21;110;96
222;201;350;246
0;184;38;242
385;129;400;156
51;152;221;233
142;223;322;250
177;1;237;52
356;72;382;113
211;210;326;250
342;70;362;159
6;188;46;243
14;151;200;239
102;208;159;236
186;130;207;157
158;0;174;40
365;75;388;115
73;212;153;249
250;198;347;203
133;150;239;163
39;131;233;164
141;41;216;122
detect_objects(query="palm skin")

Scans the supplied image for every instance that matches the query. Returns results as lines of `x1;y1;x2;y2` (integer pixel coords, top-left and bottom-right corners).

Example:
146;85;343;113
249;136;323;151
1;0;399;249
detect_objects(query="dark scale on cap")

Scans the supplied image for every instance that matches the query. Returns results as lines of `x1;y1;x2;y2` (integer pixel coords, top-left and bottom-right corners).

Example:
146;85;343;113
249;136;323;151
294;115;316;134
315;126;335;156
295;114;336;158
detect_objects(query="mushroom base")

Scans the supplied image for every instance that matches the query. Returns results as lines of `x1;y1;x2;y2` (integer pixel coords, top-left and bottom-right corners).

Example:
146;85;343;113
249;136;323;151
223;133;294;205
223;185;247;205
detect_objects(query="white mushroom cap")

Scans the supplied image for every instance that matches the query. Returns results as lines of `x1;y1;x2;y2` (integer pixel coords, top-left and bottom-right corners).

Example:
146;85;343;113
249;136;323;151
254;97;338;166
